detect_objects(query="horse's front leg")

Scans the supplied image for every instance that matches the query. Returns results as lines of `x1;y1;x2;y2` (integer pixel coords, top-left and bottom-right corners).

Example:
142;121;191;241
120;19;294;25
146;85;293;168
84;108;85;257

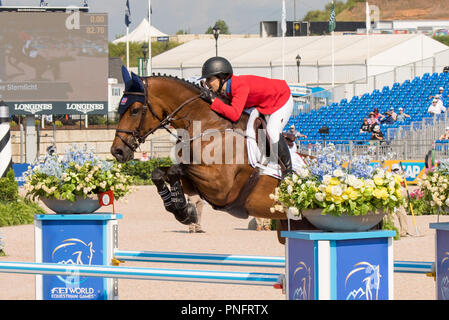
151;165;197;225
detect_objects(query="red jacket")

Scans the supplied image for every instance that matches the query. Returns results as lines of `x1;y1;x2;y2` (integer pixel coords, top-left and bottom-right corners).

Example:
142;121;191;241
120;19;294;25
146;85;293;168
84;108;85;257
210;75;291;122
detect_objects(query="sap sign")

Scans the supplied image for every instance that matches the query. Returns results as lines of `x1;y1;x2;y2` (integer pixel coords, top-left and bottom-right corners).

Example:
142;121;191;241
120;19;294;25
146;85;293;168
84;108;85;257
384;160;425;184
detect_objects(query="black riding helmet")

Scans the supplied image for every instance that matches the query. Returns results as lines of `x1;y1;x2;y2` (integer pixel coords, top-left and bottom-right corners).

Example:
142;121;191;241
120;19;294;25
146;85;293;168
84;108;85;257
201;57;233;93
201;56;233;79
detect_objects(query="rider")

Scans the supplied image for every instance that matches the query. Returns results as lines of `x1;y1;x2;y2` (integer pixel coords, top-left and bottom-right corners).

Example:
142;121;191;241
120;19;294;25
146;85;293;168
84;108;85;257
200;56;293;177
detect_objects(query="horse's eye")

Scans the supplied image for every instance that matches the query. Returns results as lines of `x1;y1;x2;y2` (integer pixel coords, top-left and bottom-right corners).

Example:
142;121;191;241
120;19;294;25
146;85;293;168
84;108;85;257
131;108;140;115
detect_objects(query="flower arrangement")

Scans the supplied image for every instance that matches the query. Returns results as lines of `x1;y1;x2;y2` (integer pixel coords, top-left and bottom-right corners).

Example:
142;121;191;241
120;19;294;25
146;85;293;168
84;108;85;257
416;158;449;211
270;144;405;219
24;144;133;202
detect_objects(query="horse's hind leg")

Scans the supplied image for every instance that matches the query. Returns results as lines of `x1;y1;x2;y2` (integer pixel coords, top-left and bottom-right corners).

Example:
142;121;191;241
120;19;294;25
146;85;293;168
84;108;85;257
151;165;197;225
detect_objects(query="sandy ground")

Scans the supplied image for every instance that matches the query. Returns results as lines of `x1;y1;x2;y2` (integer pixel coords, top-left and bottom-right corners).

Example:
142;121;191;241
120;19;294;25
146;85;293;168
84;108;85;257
0;185;447;300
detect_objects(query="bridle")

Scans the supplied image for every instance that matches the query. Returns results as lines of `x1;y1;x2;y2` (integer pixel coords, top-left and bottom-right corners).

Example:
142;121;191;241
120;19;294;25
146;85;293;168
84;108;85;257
115;78;201;152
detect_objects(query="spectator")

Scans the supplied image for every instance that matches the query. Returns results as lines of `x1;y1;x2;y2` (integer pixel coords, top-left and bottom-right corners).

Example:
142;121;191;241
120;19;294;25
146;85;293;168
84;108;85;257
188;195;205;233
380;111;395;125
282;131;298;152
255;217;271;231
373;107;385;121
430;87;448;101
140;151;150;161
367;112;379;130
439;126;449;140
396;107;410;123
370;125;384;143
428;99;446;115
389;107;397;120
359;118;370;133
288;125;307;139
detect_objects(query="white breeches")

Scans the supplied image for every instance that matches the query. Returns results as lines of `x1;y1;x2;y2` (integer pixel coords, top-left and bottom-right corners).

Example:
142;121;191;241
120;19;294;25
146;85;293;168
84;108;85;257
265;96;293;143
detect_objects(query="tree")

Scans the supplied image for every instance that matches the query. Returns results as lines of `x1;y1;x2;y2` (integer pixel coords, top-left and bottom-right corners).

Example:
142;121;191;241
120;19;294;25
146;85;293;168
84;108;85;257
205;19;230;34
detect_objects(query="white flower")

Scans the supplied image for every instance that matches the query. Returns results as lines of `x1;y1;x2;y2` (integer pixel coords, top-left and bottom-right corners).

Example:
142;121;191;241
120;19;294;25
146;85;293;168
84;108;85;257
315;192;325;202
299;168;309;179
318;184;327;192
331;185;343;196
365;179;375;188
292;174;299;183
287;207;301;220
270;207;275;213
333;169;344;177
287;185;293;195
323;175;332;185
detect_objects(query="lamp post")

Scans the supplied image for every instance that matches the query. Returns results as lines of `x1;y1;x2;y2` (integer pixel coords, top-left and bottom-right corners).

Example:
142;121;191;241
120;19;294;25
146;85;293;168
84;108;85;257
141;43;149;76
295;54;301;83
212;24;220;57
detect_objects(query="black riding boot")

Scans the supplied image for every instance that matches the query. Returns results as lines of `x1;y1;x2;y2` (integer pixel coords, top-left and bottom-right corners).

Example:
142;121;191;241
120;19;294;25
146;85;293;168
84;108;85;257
273;136;292;178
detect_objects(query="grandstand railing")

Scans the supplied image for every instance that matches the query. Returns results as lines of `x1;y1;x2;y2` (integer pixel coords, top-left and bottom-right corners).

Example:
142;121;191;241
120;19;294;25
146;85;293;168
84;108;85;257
297;138;448;161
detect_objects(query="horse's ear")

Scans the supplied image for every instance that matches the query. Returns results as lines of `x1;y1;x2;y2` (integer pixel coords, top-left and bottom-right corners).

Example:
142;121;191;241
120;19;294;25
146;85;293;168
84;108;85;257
121;65;131;84
131;72;145;93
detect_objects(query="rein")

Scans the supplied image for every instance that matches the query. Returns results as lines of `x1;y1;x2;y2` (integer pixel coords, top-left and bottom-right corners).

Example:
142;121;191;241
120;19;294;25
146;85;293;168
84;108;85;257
115;78;201;152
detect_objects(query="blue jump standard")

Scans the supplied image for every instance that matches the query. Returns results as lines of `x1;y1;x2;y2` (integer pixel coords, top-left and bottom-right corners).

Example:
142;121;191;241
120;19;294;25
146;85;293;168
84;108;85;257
281;230;395;300
34;213;122;300
430;222;449;300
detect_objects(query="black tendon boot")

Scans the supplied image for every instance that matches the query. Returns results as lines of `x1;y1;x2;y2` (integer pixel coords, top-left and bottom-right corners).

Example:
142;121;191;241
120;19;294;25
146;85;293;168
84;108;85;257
170;181;198;225
274;135;293;178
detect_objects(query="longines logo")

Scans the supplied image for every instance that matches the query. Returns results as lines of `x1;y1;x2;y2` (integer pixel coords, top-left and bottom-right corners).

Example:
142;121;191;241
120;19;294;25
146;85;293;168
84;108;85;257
14;103;52;114
66;103;104;114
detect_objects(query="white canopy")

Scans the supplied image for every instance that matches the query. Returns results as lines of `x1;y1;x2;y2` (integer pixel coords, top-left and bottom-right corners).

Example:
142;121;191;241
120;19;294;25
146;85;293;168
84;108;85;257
151;34;449;85
113;18;167;44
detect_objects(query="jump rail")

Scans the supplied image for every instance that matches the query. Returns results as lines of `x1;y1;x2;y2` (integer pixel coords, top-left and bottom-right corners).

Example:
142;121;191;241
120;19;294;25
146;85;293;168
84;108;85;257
0;261;281;286
114;250;434;274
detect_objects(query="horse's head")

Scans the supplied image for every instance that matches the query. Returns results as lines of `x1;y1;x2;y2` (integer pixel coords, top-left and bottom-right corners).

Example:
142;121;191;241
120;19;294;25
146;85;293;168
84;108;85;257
111;67;173;162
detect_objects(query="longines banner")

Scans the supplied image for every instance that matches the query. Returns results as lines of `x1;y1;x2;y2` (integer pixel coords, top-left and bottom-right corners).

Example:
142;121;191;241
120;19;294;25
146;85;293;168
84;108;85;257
6;101;107;115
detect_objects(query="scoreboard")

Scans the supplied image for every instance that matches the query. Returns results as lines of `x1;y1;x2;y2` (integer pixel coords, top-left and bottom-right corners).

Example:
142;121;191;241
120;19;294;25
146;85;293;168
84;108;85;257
0;11;108;115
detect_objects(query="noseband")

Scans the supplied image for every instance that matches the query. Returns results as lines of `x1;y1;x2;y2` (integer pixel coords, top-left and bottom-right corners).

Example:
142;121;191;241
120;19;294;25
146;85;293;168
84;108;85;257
115;78;201;152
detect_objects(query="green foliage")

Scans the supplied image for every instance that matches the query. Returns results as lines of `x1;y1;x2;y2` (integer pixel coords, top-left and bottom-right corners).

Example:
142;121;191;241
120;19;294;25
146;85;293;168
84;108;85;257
108;41;182;68
381;215;400;240
302;0;365;22
0;168;19;202
205;19;230;34
0;168;46;229
121;157;173;185
0;199;45;227
433;35;449;47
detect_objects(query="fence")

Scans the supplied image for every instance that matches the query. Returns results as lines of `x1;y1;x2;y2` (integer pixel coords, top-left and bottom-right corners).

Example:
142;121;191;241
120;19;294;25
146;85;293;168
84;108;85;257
297;137;448;161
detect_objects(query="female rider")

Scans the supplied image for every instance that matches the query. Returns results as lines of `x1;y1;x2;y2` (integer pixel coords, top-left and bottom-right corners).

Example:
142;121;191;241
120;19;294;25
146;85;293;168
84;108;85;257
200;56;294;177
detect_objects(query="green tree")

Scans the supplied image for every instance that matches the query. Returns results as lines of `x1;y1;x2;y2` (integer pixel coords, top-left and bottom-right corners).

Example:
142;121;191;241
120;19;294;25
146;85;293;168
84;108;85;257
108;40;182;68
205;19;230;34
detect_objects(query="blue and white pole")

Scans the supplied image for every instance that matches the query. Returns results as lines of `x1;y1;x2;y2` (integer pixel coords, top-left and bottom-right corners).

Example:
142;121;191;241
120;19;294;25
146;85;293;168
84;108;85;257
0;101;12;178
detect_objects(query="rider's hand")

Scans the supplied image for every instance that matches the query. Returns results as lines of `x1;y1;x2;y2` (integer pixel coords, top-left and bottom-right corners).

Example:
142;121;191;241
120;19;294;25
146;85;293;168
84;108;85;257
200;88;215;104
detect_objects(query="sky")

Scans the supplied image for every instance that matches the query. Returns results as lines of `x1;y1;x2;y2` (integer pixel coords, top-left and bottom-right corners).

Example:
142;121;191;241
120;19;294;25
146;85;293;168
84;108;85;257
3;0;331;41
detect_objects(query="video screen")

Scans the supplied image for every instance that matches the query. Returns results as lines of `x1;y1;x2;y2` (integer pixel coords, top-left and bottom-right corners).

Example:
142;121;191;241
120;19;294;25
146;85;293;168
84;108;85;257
0;11;108;114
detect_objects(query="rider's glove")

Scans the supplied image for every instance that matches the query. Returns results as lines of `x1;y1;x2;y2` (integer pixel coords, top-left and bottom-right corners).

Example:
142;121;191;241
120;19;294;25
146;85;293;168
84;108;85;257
200;88;215;104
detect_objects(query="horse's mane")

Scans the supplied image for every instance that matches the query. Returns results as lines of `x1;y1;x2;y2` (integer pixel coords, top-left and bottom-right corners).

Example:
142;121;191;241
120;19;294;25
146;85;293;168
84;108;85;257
145;73;203;93
143;73;241;125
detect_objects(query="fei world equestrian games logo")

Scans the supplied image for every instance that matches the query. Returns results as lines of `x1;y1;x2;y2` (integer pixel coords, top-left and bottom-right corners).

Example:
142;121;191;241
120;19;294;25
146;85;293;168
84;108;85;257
345;261;381;300
49;238;97;299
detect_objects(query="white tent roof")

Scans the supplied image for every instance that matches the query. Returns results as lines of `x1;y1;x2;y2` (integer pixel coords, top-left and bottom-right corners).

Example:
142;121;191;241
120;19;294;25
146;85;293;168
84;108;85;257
152;34;447;69
113;18;167;43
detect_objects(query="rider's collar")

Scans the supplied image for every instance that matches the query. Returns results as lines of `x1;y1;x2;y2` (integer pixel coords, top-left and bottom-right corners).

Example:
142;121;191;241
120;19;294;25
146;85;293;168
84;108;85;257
225;78;231;96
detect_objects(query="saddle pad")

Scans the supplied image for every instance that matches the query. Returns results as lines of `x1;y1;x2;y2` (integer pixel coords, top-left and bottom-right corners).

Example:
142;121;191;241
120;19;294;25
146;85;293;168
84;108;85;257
245;108;306;179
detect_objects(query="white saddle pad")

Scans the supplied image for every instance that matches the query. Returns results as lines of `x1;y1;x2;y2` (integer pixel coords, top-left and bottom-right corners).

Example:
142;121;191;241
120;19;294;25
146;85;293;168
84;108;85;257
245;109;306;179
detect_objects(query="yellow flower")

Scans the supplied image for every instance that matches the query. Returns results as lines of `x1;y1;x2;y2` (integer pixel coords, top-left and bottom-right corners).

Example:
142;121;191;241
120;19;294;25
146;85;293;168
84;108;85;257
329;177;340;185
374;177;384;186
349;190;360;200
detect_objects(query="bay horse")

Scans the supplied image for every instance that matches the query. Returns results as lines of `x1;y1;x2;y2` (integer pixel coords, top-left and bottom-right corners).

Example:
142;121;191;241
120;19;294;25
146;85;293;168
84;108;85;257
110;72;316;243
